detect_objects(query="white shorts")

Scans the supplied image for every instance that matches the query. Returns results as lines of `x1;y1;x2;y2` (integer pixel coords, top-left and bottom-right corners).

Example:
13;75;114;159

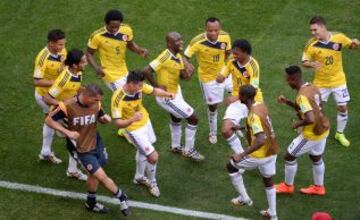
287;134;328;157
231;155;277;178
200;80;225;105
126;121;156;156
34;91;50;114
105;75;127;92
156;87;194;119
224;74;233;93
223;100;248;125
320;84;350;106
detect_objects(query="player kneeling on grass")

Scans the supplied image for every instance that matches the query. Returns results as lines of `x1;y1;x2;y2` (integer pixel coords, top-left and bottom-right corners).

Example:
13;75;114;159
45;84;130;216
143;31;204;161
275;65;330;196
226;85;278;220
111;71;175;198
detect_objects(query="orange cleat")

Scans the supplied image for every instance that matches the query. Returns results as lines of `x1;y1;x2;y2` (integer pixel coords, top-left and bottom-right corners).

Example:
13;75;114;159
275;182;294;194
300;185;325;196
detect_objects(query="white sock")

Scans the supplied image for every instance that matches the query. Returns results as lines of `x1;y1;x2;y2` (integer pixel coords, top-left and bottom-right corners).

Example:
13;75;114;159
312;159;325;186
146;162;157;184
207;109;218;134
284;160;297;185
41;123;55;156
265;186;277;217
170;122;182;148
185;124;197;152
135;151;147;180
67;154;78;173
336;111;348;133
229;172;250;201
226;134;244;154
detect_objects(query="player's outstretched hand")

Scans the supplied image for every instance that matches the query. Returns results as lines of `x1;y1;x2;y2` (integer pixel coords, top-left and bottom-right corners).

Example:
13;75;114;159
232;152;245;163
132;112;143;122
139;48;148;58
100;114;112;124
168;93;176;100
277;95;287;104
67;131;80;140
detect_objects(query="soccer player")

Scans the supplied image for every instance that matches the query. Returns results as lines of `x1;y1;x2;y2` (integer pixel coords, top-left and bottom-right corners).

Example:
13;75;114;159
111;71;175;197
43;49;88;181
86;9;148;92
184;17;232;144
226;85;278;220
275;65;330;196
45;84;130;216
302;16;360;147
33;29;66;164
217;39;263;154
142;32;204;161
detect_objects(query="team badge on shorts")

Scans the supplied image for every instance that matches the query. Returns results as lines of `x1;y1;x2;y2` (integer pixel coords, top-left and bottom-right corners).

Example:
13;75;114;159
220;43;226;50
122;34;128;41
87;164;93;171
145;146;150;152
332;43;340;51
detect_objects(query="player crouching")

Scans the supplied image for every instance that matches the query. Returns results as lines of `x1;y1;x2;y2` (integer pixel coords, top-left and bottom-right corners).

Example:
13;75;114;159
45;84;130;216
226;85;278;220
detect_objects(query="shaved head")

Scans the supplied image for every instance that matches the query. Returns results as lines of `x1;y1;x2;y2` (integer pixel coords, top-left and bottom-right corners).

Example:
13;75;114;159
166;32;181;42
166;32;183;53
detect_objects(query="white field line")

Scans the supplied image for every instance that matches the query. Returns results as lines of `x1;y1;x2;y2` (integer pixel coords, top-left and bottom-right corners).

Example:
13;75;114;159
0;180;248;220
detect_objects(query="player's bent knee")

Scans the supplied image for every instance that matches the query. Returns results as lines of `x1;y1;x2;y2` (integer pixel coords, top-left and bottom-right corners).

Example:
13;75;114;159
221;120;234;138
147;151;159;164
226;162;238;174
309;154;322;162
262;177;274;188
284;152;296;161
337;105;348;112
187;113;198;125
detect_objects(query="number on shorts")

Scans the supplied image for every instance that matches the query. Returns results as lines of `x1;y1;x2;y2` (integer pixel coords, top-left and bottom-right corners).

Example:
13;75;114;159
342;88;349;98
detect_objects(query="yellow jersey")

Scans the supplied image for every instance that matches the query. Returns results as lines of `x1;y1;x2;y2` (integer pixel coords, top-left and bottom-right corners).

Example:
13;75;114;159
149;49;185;93
48;67;82;101
87;24;134;83
184;31;231;83
247;102;278;158
221;57;263;102
296;84;330;141
33;47;67;96
111;84;154;131
302;32;353;88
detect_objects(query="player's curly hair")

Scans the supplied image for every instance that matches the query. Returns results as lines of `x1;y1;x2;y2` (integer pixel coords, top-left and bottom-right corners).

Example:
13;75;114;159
127;70;145;84
105;9;124;24
64;49;84;67
233;39;252;55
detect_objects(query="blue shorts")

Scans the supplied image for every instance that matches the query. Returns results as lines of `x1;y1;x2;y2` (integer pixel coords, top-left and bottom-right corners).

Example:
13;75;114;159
66;133;108;174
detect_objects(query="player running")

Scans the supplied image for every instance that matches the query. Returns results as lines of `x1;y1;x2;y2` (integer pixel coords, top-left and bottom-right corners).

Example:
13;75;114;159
111;71;175;197
184;17;232;144
275;65;330;196
45;84;130;216
226;85;278;220
143;32;204;161
33;29;66;164
43;49;88;181
302;16;360;147
217;39;263;154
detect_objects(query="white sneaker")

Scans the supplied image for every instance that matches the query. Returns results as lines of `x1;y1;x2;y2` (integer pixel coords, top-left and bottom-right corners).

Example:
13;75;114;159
133;176;151;188
209;132;217;144
260;209;278;220
39;152;62;164
182;149;205;161
231;196;253;207
149;183;160;198
66;169;88;181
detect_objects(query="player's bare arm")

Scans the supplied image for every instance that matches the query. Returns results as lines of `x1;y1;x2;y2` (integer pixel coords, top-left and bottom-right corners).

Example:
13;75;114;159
43;93;59;106
45;109;79;139
86;48;105;77
99;114;112;124
127;41;148;58
349;38;360;49
232;132;266;162
292;110;315;129
302;60;322;70
33;78;54;87
152;87;175;99
277;95;300;111
142;66;158;87
114;112;142;128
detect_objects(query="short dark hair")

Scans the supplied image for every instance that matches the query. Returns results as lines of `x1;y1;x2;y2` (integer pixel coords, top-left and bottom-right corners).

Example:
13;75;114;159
83;84;103;97
285;65;302;77
310;16;326;25
233;39;252;55
104;9;123;24
239;85;257;101
64;49;84;66
47;29;65;42
126;70;145;84
206;17;220;24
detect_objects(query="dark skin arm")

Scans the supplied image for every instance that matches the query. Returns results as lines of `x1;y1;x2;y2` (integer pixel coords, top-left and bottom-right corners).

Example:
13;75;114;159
292;110;315;129
232;132;266;162
86;48;105;77
142;65;159;87
33;78;54;87
349;38;360;49
127;41;148;58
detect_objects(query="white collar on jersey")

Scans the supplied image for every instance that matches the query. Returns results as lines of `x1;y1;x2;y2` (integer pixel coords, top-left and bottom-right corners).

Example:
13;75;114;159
237;56;253;68
318;32;332;44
